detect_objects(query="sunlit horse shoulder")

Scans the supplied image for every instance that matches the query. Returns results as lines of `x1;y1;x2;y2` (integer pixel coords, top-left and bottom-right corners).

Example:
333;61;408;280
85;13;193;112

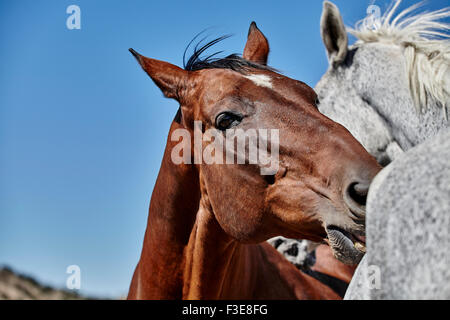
127;23;380;299
316;0;450;165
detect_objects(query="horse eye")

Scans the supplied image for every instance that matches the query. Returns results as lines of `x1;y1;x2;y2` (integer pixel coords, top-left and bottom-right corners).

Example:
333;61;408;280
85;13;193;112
215;112;242;131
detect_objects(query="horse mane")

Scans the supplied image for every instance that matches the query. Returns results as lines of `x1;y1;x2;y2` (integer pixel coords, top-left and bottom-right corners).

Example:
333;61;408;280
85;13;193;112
183;35;275;73
349;0;450;116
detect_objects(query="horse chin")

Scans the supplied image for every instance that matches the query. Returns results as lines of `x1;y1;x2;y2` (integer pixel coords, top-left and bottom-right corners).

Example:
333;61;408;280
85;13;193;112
325;225;366;265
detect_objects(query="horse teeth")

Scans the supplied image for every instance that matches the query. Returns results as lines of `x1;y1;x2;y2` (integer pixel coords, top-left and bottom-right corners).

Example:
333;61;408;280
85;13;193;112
354;242;366;253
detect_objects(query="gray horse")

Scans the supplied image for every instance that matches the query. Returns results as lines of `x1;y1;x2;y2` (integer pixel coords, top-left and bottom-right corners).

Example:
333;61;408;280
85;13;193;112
315;0;450;299
316;0;449;165
270;0;450;290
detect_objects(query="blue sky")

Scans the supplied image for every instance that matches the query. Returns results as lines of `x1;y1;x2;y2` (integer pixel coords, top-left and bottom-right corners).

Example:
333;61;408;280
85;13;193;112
1;0;448;298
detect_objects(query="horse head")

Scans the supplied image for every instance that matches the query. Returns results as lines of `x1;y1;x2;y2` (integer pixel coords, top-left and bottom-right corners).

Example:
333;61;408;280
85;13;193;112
129;22;380;265
315;1;449;165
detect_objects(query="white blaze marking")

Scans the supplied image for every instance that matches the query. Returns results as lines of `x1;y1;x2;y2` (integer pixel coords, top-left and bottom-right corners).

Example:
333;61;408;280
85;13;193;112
243;74;272;89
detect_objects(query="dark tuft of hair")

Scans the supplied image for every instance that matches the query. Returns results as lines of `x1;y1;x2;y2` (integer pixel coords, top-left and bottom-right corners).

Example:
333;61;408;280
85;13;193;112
183;35;275;73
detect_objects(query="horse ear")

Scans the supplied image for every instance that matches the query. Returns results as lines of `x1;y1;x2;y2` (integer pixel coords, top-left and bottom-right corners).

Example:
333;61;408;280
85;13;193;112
129;48;189;101
320;1;348;67
243;22;269;65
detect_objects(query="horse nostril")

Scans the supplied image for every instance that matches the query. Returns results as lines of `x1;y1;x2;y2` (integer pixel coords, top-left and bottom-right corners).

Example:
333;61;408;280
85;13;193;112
347;182;368;207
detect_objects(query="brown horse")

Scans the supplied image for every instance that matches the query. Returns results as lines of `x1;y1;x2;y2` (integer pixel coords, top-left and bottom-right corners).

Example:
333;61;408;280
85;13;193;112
127;22;381;299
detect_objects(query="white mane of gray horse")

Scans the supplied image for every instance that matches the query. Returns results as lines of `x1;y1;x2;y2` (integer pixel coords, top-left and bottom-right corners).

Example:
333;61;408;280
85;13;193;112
316;0;450;165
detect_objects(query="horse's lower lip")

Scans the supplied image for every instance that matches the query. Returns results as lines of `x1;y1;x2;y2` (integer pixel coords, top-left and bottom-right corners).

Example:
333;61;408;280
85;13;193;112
326;225;364;241
332;224;366;244
325;225;366;265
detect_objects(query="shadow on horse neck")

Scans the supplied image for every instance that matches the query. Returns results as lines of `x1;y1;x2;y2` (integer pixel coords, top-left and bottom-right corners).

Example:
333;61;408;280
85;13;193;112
127;23;381;299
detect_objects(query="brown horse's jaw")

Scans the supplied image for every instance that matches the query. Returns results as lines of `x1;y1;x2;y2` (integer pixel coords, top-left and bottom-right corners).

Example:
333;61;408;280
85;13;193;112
325;225;366;265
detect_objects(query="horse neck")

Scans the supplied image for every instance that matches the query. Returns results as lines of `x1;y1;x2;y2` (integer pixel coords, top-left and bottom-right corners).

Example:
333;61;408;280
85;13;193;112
132;116;254;299
182;199;263;299
130;116;348;300
131;118;200;299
